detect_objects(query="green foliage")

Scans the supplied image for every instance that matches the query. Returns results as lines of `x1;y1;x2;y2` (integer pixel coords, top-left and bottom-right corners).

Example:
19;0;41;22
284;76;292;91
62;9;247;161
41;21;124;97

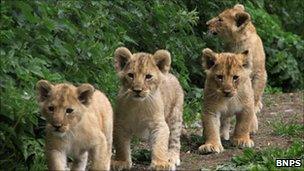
132;149;151;165
0;0;303;169
244;1;304;91
264;85;282;94
273;117;304;137
231;140;304;170
263;0;304;37
183;87;202;126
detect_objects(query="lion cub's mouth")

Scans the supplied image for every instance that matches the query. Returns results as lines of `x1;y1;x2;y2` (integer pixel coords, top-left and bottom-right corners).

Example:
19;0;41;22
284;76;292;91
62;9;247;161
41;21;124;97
131;93;148;101
132;95;146;100
54;127;65;133
47;124;68;134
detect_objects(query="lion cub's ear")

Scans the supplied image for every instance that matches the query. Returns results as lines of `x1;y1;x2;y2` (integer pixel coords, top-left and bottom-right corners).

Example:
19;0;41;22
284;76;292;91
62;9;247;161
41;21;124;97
77;84;95;106
235;12;251;30
114;47;133;72
234;4;245;11
202;48;217;70
153;50;171;74
36;80;53;102
240;50;252;69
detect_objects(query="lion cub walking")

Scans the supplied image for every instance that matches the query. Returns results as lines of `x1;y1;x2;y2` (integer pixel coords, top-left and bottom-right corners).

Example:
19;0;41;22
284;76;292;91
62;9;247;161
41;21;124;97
199;49;255;153
112;47;184;170
206;4;267;119
36;80;113;170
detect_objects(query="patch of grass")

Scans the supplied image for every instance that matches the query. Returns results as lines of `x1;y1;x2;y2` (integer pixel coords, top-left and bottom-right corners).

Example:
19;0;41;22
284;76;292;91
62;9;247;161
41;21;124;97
263;96;276;108
229;140;304;170
265;85;283;94
273;123;304;138
131;137;151;165
132;149;151;165
272;117;304;137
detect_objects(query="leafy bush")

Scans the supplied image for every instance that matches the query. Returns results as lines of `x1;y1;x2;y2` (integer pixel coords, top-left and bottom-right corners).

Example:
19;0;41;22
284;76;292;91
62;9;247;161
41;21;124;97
244;1;304;91
0;0;303;169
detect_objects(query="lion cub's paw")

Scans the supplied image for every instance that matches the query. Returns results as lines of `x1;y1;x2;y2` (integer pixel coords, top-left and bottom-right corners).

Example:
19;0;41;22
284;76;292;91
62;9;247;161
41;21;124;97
170;157;180;167
111;160;132;171
198;143;224;153
169;152;180;166
232;137;254;148
150;161;176;171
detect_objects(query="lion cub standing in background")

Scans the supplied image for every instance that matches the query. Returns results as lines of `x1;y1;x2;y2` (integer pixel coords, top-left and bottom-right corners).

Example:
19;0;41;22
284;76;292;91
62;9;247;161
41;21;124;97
206;4;267;132
36;80;113;170
199;48;255;153
112;47;184;170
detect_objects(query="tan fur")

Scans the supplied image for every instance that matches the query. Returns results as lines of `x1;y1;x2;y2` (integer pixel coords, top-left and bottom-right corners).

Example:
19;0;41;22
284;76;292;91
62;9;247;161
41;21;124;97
112;47;184;170
36;80;113;170
206;4;267;121
198;48;255;153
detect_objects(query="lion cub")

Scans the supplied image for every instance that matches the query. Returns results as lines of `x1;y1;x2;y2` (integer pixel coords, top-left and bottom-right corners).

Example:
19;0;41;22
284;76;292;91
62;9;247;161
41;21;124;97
36;80;113;170
112;47;184;170
206;4;267;119
198;48;255;153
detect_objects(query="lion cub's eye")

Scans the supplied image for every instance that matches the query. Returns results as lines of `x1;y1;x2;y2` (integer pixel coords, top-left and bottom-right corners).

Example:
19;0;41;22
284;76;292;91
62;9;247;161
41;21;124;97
233;75;239;81
218;18;223;22
48;106;54;112
145;74;153;80
216;75;223;81
66;108;74;114
127;73;134;79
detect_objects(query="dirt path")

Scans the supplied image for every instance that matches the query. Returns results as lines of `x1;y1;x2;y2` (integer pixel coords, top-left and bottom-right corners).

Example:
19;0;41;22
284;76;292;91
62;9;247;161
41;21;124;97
129;93;303;170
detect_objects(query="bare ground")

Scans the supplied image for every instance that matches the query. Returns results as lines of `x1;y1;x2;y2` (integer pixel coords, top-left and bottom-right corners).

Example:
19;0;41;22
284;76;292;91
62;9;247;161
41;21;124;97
125;92;303;170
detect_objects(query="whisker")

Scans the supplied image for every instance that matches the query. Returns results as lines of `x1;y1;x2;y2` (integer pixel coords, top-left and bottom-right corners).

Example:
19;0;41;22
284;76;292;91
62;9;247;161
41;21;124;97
69;129;76;139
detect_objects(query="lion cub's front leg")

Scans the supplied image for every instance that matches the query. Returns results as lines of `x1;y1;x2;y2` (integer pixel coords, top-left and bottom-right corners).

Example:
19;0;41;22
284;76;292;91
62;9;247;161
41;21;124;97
112;125;132;171
220;116;231;140
150;121;175;170
232;107;255;148
199;113;224;153
46;149;67;170
90;134;111;170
